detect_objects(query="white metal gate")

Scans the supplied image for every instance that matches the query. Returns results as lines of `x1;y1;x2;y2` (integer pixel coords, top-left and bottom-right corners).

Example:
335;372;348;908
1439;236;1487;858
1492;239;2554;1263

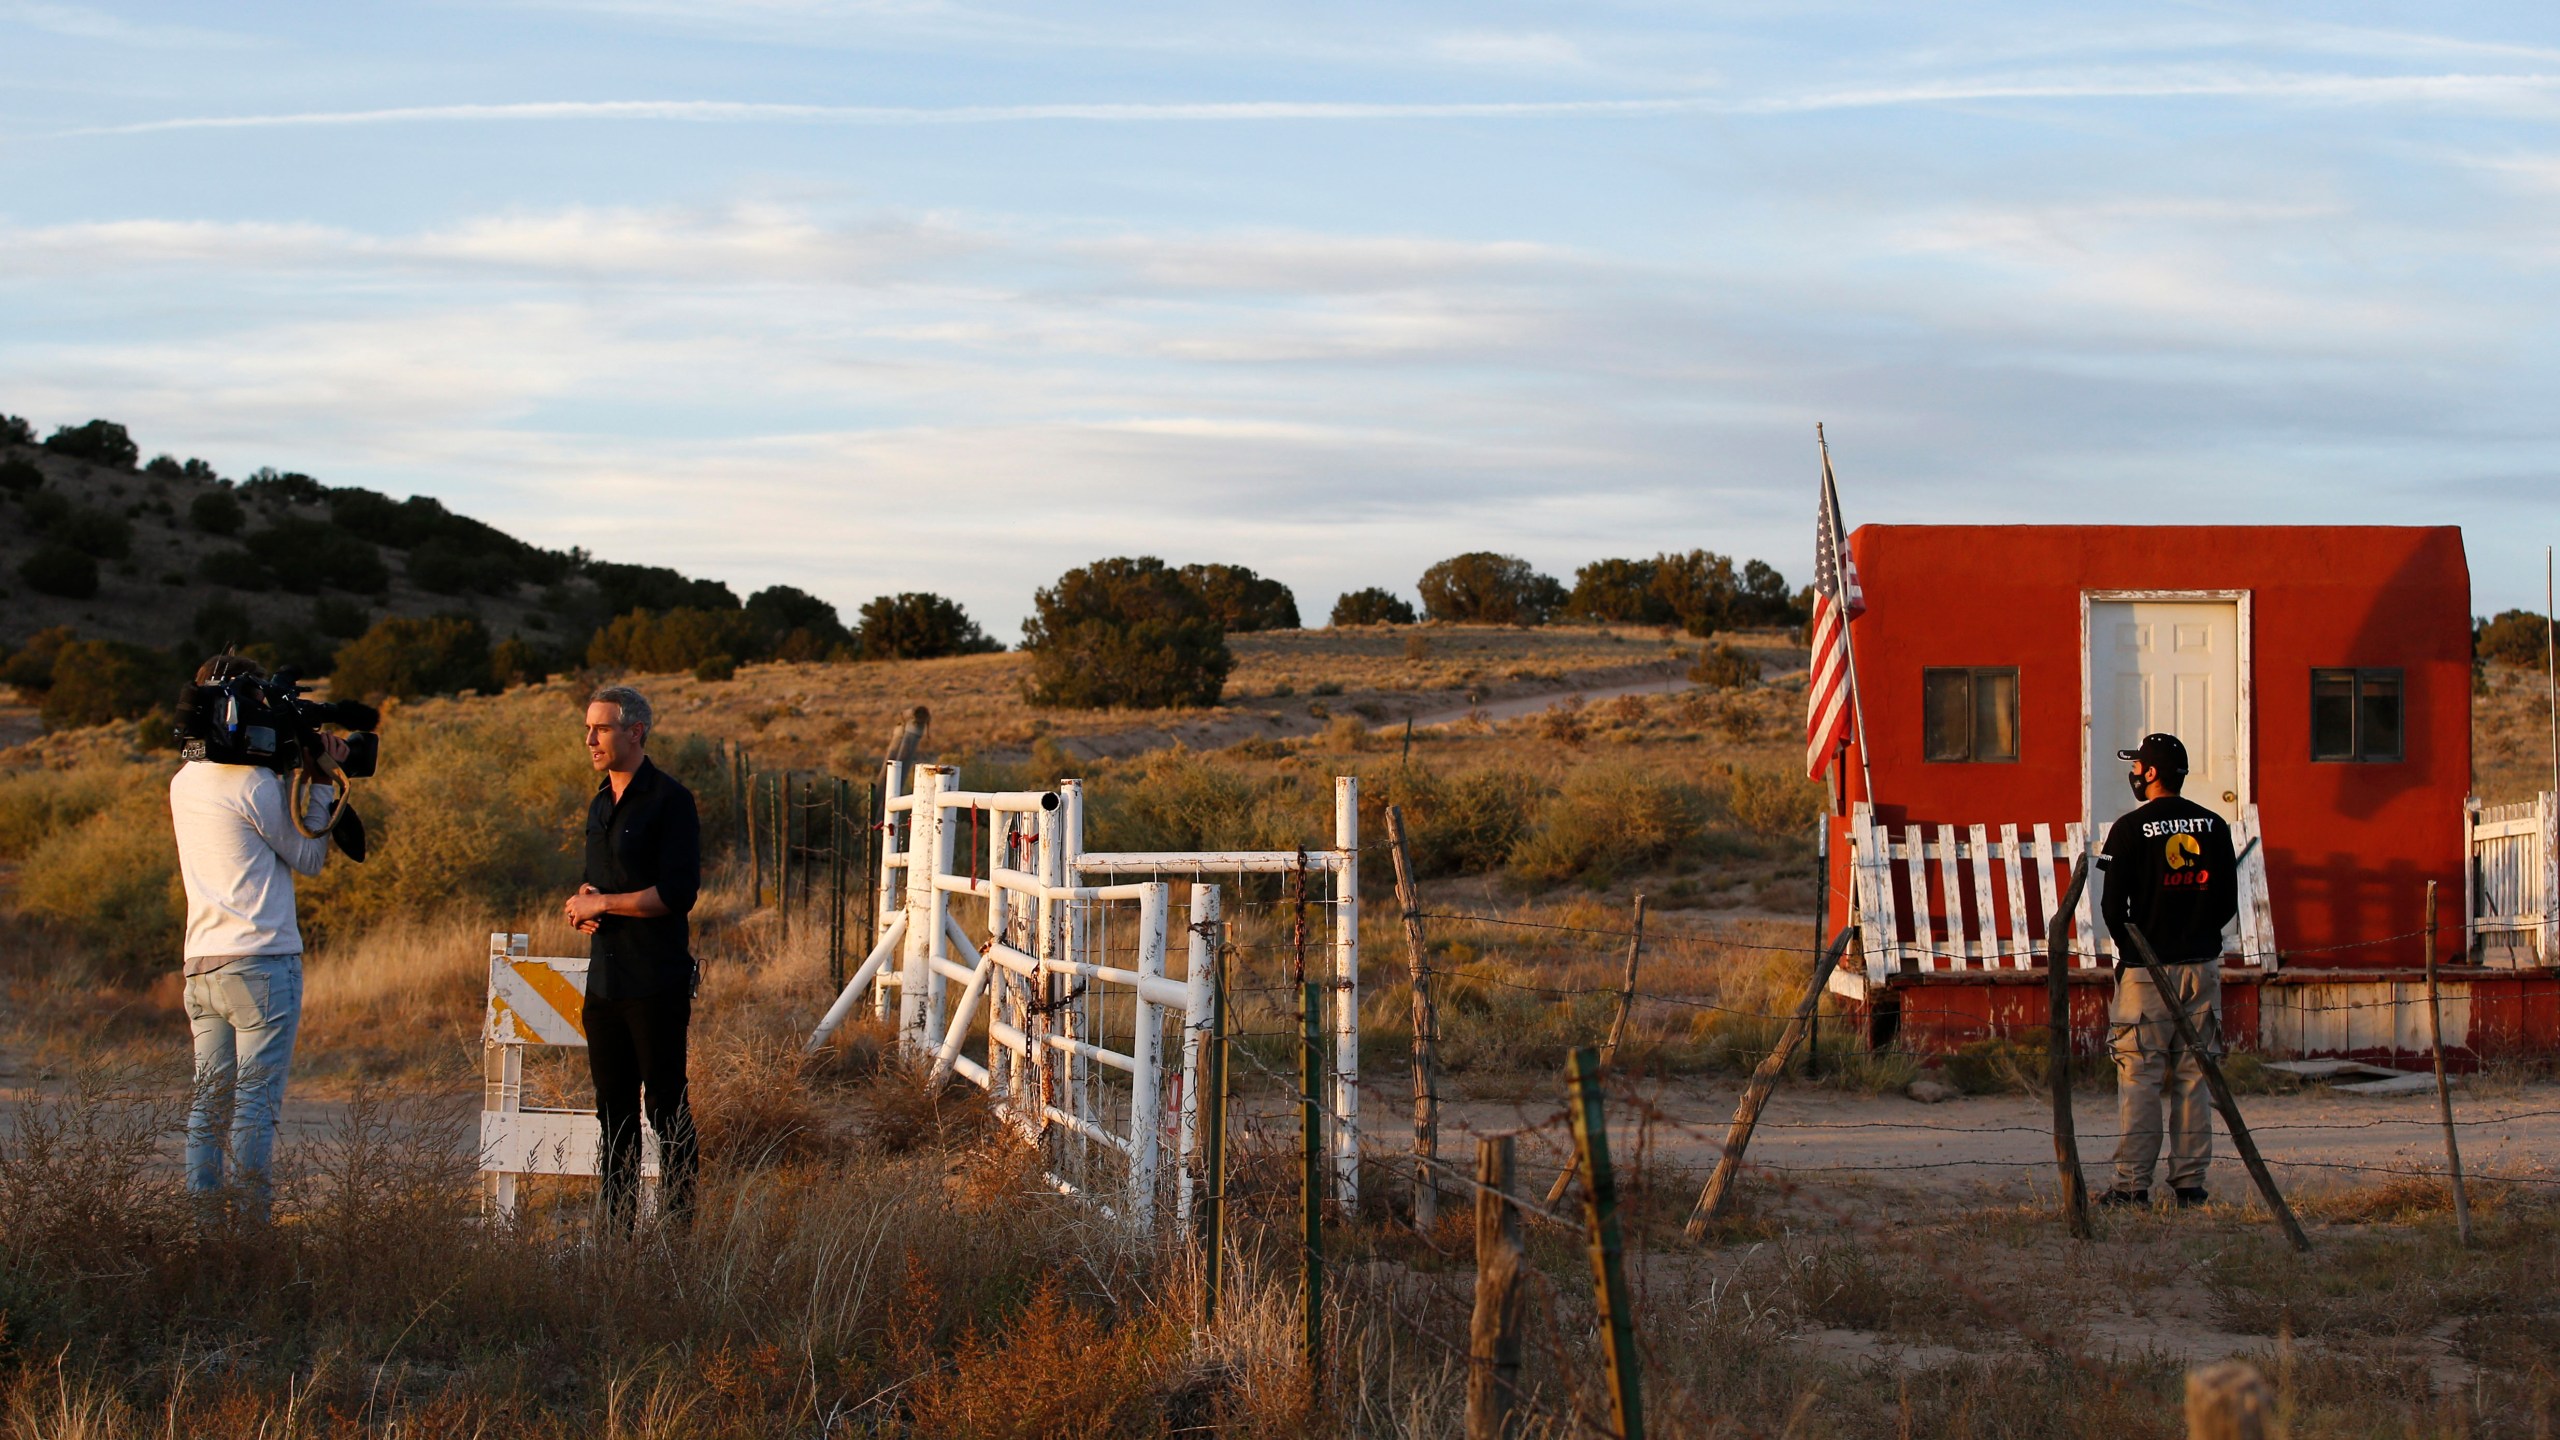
807;763;1362;1229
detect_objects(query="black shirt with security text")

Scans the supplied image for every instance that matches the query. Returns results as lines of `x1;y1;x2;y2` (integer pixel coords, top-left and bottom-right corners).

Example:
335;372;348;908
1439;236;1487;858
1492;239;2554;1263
583;757;702;1000
2099;795;2238;966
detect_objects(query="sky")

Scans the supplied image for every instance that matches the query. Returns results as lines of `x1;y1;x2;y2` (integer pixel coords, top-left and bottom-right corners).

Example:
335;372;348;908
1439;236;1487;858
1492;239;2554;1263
3;2;2558;634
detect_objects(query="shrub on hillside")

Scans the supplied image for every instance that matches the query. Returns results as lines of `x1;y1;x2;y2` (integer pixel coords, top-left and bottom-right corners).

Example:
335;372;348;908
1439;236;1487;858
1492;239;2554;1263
1329;587;1417;626
333;615;493;700
1653;550;1800;634
1690;643;1756;690
1080;748;1320;854
38;639;169;731
8;766;181;977
20;543;99;599
1567;557;1676;625
0;456;40;493
190;487;245;535
42;419;138;469
1383;765;1540;877
238;467;326;508
295;710;597;941
1508;761;1704;887
198;546;274;592
241;517;392;595
312;595;372;639
2478;610;2552;667
1178;563;1299;632
1418;552;1566;625
583;560;740;618
855;592;1001;661
0;412;33;444
1;627;75;694
587;606;763;676
1022;557;1231;709
747;584;854;661
487;635;550;689
51;503;132;560
191;598;255;655
1726;765;1824;841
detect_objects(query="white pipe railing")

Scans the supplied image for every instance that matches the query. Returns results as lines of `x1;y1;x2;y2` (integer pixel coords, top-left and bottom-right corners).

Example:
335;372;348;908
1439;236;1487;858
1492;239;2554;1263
814;758;1359;1231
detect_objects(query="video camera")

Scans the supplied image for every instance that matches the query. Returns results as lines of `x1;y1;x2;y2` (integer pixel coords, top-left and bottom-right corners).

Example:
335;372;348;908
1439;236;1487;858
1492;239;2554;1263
174;667;381;777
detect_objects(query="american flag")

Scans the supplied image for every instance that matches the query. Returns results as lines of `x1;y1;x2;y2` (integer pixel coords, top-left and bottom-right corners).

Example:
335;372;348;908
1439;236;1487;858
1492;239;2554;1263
1804;440;1865;781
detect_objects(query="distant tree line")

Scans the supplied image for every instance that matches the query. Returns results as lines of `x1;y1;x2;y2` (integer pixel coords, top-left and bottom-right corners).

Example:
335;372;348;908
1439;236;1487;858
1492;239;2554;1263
2477;610;2554;668
1327;550;1805;634
0;409;1808;727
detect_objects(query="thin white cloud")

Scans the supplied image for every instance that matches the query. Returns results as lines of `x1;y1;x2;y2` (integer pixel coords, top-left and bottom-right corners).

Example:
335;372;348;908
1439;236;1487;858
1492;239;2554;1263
0;0;255;48
39;65;2560;143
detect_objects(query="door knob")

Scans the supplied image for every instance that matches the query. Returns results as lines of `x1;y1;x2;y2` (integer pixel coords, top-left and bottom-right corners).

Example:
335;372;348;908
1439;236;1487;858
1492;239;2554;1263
2222;791;2236;803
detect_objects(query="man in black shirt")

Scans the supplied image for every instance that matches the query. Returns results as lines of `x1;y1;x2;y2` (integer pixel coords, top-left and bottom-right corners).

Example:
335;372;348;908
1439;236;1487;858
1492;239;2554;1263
2097;732;2238;1210
565;684;702;1225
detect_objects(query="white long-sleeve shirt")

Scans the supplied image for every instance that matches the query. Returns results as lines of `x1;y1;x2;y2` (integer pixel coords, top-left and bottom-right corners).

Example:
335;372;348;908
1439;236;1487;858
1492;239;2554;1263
170;760;335;973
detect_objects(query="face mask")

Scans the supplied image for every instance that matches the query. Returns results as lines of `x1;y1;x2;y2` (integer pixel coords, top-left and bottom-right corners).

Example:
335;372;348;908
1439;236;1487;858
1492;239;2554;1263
2127;768;2150;802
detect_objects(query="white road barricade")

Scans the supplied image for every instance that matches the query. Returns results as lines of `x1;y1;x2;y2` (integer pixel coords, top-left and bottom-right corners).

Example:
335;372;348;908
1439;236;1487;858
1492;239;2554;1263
480;932;655;1219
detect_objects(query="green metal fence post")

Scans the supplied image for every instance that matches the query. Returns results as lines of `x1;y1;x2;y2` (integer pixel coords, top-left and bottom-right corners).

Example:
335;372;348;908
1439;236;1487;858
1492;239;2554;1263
1566;1045;1643;1440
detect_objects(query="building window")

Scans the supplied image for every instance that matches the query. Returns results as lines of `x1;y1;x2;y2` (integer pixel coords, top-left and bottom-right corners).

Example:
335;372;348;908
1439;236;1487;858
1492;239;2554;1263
1922;667;2019;762
2311;668;2402;762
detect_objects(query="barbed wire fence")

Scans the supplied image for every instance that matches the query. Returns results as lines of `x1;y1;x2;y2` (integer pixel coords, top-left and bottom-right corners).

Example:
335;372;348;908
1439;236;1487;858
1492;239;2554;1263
1156;807;2558;1437
765;769;2548;1436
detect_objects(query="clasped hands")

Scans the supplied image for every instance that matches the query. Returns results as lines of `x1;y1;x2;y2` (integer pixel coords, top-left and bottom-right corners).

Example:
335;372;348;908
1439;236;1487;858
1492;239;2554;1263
565;883;608;934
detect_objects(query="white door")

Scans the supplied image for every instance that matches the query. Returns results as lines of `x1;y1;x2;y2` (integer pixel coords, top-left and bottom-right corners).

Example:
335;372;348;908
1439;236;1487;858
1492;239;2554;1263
2087;599;2243;837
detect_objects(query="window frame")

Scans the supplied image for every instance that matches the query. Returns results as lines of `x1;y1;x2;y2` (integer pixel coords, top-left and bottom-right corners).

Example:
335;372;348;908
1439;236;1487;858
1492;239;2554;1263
2309;666;2405;763
1921;665;2022;764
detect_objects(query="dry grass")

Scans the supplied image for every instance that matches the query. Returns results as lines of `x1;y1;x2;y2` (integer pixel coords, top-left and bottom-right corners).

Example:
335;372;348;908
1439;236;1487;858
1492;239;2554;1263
16;638;2560;1435
2476;660;2559;806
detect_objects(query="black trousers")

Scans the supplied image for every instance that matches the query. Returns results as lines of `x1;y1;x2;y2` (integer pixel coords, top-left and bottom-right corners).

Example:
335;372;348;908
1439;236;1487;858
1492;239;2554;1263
583;991;699;1224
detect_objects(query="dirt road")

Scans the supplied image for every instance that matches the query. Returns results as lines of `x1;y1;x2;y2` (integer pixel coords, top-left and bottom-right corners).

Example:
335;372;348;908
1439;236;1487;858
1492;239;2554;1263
1434;1075;2560;1202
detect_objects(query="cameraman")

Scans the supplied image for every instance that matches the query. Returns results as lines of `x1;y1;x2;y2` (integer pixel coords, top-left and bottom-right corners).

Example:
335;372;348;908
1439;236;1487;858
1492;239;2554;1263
169;653;348;1219
564;684;702;1228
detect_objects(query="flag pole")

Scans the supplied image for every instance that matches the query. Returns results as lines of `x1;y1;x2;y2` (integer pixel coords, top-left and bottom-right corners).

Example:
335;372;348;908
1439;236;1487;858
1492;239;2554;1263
1818;424;1878;811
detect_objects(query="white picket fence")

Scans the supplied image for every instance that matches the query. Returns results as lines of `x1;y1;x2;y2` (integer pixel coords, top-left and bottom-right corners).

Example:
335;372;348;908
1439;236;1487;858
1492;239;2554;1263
1841;801;2277;994
2470;792;2557;966
808;762;1362;1231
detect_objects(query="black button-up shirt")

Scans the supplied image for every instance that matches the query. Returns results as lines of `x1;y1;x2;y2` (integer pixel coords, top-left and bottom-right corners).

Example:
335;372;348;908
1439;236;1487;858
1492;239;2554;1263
584;757;701;999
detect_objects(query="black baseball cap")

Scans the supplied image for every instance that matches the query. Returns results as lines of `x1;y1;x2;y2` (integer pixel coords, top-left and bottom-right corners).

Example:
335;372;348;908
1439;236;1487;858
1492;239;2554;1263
2116;732;2190;775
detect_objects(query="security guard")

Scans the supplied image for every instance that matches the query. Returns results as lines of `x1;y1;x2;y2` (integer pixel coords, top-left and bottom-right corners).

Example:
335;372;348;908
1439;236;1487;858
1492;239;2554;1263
2098;733;2237;1209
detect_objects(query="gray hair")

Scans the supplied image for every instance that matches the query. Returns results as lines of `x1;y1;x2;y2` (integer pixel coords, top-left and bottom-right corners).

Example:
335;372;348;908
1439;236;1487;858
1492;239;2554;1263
588;684;653;735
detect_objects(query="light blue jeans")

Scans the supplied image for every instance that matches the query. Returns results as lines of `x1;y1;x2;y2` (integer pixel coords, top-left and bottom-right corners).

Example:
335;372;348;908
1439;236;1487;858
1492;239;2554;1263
184;953;303;1215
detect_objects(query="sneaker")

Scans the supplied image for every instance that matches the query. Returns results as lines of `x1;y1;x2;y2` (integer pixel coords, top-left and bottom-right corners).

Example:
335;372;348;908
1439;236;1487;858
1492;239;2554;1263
2173;1187;2210;1209
2096;1188;2149;1209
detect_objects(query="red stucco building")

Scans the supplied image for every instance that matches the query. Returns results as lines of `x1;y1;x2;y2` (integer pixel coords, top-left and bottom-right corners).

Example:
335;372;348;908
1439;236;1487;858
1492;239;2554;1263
1822;525;2544;1060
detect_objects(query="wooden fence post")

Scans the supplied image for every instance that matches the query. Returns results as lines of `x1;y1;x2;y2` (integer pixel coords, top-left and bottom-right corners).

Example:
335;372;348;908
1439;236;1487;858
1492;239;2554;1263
1300;979;1325;1399
2184;1360;2274;1440
2123;923;2311;1253
1566;1046;1642;1440
1545;894;1646;1208
1685;927;1855;1237
2422;880;2474;1247
2046;854;2094;1240
1467;1135;1526;1440
1384;805;1442;1233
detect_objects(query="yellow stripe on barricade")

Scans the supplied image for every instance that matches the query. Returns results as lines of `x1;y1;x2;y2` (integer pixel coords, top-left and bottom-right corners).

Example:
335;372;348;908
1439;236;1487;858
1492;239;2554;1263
485;956;589;1047
512;958;590;1041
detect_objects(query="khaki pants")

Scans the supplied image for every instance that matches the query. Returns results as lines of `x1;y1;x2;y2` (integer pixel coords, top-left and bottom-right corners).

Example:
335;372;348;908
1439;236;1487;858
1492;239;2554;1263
2109;963;2220;1193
